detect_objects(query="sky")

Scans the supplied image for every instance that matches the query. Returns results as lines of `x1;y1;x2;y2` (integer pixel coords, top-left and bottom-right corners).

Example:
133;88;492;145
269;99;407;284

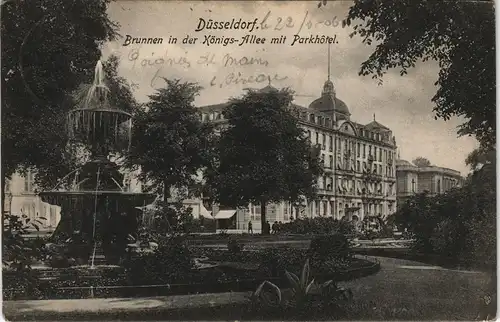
102;0;479;175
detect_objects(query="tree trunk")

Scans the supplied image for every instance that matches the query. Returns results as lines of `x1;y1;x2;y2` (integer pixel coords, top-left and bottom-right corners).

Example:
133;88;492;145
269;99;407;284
1;172;5;228
260;200;267;235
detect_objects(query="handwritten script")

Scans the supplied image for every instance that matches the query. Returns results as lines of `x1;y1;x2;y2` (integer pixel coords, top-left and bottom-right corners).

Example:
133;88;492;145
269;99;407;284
126;48;286;89
259;10;342;34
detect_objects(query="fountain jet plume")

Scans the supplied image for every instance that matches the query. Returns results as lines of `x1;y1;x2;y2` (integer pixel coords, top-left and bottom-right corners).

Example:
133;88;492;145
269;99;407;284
67;60;132;156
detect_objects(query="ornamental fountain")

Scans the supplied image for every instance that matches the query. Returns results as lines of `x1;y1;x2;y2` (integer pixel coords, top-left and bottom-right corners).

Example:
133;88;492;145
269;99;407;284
39;60;155;266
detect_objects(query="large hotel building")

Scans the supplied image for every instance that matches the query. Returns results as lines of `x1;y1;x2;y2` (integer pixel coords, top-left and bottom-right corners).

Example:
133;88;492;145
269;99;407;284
199;73;398;232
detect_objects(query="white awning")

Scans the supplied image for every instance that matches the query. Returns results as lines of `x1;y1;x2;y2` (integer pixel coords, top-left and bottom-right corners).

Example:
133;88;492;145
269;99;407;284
200;204;213;219
214;210;236;219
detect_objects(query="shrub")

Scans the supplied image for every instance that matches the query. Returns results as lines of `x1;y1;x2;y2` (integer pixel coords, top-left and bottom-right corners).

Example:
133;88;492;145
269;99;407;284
2;214;46;299
258;247;305;278
309;234;351;268
227;237;244;254
124;235;194;285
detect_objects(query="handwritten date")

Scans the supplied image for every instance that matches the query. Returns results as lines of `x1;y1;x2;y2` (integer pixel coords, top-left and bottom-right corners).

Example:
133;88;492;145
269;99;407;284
259;10;341;34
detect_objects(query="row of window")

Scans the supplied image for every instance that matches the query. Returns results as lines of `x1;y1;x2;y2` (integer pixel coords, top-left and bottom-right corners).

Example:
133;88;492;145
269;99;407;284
301;112;391;141
405;176;460;195
250;200;394;221
308;131;395;164
302;200;392;218
318;176;395;195
201;109;392;145
321;154;395;176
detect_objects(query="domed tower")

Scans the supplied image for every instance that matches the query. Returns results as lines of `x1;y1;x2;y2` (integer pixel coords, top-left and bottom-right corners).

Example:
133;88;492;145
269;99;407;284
308;44;351;123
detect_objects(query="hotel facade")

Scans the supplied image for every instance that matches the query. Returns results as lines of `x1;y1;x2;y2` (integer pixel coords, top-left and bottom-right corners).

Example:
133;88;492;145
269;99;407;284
199;76;398;232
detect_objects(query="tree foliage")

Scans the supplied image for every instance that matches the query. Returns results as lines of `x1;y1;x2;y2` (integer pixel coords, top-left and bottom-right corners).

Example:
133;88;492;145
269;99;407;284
412;157;431;168
395;160;495;265
208;87;323;231
125;78;214;202
1;0;118;184
465;146;496;172
343;0;495;148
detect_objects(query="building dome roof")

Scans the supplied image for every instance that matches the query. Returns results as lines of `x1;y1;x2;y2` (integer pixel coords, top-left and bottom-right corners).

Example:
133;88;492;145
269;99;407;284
309;94;350;116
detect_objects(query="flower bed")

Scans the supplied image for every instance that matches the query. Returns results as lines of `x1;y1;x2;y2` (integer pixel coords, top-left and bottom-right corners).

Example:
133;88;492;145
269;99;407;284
3;250;379;300
3;234;381;300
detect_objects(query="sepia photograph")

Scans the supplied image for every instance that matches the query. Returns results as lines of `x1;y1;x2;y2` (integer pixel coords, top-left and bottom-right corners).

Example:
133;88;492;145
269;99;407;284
1;0;496;320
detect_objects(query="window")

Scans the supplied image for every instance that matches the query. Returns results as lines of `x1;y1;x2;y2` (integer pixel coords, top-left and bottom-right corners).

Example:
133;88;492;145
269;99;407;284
329;135;333;151
50;207;56;227
310;114;315;122
308;130;311;140
374;147;377;159
322;134;326;149
357;143;360;157
24;171;34;193
329;155;333;168
357;161;360;172
316;132;319;144
369;145;372;156
379;149;382;161
363;144;366;157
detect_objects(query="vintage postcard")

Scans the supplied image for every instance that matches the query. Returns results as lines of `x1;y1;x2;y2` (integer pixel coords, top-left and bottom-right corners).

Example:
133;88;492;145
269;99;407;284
2;0;496;321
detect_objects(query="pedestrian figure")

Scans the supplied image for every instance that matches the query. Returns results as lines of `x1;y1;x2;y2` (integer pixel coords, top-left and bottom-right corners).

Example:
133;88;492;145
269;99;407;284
272;221;278;234
248;221;253;234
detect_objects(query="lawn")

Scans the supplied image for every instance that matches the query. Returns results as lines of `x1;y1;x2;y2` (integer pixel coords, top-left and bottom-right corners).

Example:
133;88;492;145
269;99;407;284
337;256;495;320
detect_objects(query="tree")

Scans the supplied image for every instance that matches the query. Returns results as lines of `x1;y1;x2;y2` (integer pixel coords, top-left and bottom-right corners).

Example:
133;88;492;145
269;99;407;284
1;0;118;210
208;87;323;234
412;157;431;168
125;78;214;204
342;0;495;149
465;146;496;172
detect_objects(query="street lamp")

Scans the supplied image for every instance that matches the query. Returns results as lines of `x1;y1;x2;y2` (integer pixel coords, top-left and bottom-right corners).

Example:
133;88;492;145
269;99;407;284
411;178;416;193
